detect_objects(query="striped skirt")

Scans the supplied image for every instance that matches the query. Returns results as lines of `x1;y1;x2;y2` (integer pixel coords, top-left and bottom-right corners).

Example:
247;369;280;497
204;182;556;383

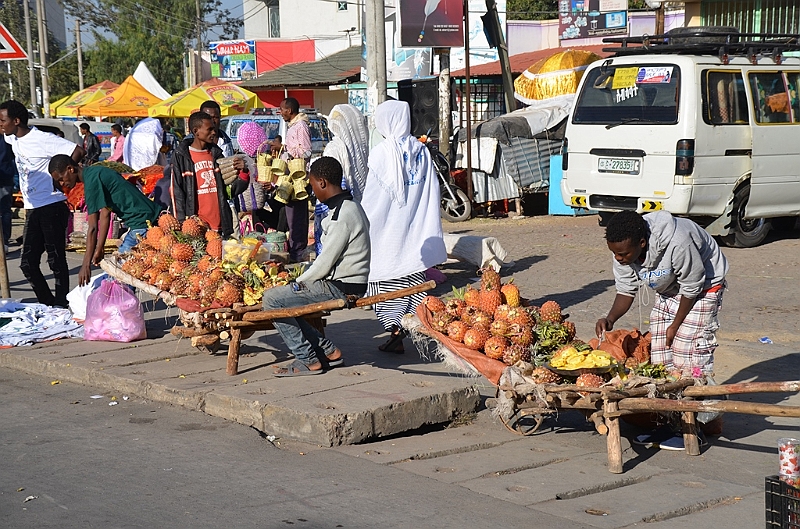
367;272;428;332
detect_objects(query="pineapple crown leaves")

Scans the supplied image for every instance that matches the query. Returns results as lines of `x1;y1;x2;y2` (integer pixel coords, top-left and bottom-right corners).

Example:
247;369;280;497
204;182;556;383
449;285;467;301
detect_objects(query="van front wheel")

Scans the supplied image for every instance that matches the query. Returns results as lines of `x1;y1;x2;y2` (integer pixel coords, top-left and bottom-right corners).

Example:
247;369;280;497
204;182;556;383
721;184;771;248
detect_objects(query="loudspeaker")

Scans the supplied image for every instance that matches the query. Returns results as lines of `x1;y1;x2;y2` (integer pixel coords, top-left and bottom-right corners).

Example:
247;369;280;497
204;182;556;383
397;78;439;138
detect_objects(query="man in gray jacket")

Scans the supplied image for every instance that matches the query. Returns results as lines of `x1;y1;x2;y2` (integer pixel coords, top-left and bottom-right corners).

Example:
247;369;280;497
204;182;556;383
595;210;728;377
265;157;371;377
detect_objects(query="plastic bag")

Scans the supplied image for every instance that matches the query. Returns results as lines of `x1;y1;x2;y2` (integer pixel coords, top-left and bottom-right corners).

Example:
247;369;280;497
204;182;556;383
66;273;107;321
83;279;146;342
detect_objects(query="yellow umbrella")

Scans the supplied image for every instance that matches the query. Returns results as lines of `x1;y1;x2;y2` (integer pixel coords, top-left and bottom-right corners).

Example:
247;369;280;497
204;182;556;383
149;78;263;118
49;95;70;115
56;80;120;117
514;49;602;107
79;76;164;117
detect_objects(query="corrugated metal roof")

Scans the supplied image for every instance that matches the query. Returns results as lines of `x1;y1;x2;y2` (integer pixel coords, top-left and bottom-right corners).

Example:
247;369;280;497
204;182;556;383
240;46;362;89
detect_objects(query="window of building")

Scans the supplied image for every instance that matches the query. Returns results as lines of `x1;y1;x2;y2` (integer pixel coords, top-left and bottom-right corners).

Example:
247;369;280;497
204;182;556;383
702;0;799;34
702;71;749;125
266;0;280;38
338;1;348;10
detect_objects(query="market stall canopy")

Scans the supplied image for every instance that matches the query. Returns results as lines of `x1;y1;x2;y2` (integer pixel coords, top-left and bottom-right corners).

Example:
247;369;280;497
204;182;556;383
78;76;164;117
55;80;120;117
148;78;263;118
239;46;361;90
49;95;69;115
513;49;603;107
132;61;171;100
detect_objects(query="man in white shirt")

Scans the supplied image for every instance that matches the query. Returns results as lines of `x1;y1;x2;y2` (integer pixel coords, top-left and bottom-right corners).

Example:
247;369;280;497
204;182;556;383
0;100;85;307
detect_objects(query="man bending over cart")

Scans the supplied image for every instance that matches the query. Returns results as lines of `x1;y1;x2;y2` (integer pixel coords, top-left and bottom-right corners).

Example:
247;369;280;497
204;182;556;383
265;157;371;377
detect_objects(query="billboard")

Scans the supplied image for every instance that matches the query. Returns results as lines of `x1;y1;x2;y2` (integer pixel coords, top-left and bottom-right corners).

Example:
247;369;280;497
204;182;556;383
559;0;628;41
398;0;464;48
209;40;257;81
449;0;507;72
361;3;433;84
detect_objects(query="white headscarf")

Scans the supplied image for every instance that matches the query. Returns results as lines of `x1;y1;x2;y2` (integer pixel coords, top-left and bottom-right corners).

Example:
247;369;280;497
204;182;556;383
322;104;369;201
123;118;164;171
367;100;427;208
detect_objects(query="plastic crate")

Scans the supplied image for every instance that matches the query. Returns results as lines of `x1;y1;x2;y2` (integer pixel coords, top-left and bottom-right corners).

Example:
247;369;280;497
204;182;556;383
766;475;800;528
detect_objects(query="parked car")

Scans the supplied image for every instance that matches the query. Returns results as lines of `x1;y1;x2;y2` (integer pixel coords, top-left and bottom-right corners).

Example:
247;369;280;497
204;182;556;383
28;118;83;146
220;108;332;158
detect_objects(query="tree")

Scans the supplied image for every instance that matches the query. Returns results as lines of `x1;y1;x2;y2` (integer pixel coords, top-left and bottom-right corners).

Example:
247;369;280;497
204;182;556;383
63;0;242;95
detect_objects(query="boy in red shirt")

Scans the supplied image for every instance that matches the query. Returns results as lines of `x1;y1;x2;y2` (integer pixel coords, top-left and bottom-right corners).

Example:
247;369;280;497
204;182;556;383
170;112;245;237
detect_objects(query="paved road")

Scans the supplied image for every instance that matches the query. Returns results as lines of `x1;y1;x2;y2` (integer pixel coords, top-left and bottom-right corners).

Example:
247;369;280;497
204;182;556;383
2;212;799;528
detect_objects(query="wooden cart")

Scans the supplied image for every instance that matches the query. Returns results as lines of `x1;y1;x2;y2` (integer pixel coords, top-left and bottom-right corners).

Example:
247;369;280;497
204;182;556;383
100;258;435;375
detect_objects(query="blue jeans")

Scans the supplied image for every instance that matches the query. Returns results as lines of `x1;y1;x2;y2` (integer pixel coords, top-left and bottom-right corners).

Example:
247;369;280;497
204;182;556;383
262;280;346;365
118;228;146;254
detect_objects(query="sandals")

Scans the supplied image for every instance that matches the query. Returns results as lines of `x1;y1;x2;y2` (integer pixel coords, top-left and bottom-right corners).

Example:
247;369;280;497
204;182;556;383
378;328;406;354
274;359;324;377
325;349;345;368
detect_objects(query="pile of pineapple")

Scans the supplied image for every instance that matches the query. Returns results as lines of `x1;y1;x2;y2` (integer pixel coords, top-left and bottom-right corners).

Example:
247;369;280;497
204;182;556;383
119;213;297;307
422;268;609;391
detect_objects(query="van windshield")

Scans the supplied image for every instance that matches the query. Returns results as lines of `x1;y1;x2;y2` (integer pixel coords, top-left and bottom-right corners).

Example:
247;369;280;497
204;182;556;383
573;64;681;125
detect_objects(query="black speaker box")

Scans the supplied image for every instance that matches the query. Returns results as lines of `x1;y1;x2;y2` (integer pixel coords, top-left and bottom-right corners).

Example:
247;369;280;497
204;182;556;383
397;78;439;138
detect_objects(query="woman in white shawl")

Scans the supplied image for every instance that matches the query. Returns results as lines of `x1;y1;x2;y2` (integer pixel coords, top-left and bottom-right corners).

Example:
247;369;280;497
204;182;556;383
313;104;370;255
123;117;166;171
362;100;447;353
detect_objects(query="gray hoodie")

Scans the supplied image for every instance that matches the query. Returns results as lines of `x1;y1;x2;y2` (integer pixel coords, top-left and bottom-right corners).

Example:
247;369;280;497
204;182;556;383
613;211;728;298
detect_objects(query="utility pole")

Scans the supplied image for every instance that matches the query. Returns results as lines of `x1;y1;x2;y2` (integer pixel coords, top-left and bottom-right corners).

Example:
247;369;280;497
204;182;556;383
655;3;665;35
438;49;451;147
22;0;37;114
75;19;84;90
195;0;202;84
484;0;514;114
365;0;387;124
34;0;50;117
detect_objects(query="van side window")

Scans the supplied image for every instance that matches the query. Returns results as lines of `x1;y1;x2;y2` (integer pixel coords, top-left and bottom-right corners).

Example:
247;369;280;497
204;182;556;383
786;73;800;123
749;72;791;124
702;71;749;125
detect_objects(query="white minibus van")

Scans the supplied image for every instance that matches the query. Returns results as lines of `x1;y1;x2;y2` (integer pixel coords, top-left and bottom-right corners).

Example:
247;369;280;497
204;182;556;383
561;29;800;247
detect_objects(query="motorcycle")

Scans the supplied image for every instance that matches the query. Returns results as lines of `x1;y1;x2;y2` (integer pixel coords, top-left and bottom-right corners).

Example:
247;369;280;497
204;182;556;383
420;135;472;223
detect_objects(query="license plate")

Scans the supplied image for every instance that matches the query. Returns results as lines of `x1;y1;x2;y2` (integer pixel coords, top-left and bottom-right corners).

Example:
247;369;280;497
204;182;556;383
598;158;640;174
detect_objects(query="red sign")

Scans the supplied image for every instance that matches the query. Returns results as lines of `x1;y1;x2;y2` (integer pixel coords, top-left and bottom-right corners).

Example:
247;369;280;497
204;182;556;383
0;22;27;60
215;42;251;56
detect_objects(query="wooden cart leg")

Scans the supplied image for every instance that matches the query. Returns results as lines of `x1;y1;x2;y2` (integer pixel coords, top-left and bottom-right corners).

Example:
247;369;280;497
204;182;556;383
604;400;623;474
227;328;241;376
681;411;701;456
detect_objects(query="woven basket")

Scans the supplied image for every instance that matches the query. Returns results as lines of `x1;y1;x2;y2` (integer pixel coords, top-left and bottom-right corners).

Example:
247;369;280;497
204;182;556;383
234;178;266;212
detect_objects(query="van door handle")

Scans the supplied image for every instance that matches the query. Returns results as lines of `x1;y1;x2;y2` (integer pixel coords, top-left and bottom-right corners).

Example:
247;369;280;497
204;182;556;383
724;149;751;157
590;148;646;157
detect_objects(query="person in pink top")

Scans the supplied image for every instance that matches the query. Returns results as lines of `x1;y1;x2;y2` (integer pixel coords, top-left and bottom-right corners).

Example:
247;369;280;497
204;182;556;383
109;124;125;162
279;97;312;262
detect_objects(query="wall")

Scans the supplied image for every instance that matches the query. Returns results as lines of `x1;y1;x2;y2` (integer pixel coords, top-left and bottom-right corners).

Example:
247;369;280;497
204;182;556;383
313;89;348;115
243;0;361;41
256;40;316;73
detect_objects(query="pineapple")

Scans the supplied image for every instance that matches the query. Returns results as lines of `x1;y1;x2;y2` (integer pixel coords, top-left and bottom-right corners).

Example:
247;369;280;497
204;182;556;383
206;238;222;259
463;327;489;351
576;373;605;396
563;320;577;341
444;298;466;319
142;267;160;285
500;282;521;307
216;280;243;306
460;306;480;326
540;300;563;324
169;276;190;296
157;213;181;233
430;311;454;333
205;229;222;242
464;286;481;308
471;310;493;330
154;272;173;291
171;243;194;262
479;289;503;317
145;226;164;244
484;336;509;360
422;295;446;313
168;260;188;276
196;255;216;273
158;232;177;254
494;304;511;322
181;216;206;238
446;320;469;343
507;307;534;327
503;344;532;366
208;268;225;284
152;253;173;272
480;267;501;291
489;319;510;337
531;366;562;384
508;323;535;348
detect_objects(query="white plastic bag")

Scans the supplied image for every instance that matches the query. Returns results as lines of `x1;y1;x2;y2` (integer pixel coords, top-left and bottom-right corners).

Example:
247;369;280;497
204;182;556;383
66;273;107;320
83;279;146;342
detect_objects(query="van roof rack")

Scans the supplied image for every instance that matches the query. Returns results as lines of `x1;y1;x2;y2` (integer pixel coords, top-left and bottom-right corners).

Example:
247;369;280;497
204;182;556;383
603;30;800;60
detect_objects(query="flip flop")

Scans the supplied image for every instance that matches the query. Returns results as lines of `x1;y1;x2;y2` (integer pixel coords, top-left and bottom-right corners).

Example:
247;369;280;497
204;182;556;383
325;349;345;368
274;359;324;377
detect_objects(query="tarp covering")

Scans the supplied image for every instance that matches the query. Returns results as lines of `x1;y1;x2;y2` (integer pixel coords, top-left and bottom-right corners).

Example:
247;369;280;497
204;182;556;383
148;78;263;118
514;49;602;107
132;62;171;100
55;81;120;118
78;76;164;117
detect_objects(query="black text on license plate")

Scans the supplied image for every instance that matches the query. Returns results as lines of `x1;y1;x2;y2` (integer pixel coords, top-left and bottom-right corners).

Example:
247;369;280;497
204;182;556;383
598;158;640;174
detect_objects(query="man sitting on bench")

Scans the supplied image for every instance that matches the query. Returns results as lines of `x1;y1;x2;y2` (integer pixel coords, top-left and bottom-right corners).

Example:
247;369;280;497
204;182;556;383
265;157;371;377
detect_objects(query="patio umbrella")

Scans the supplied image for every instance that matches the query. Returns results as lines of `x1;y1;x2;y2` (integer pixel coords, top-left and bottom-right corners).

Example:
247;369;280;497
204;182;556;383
148;78;263;118
55;80;120;117
78;76;164;117
49;95;70;115
514;49;602;107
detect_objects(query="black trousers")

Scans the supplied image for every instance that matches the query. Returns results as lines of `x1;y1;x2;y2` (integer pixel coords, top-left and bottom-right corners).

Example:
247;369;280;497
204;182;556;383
20;201;70;307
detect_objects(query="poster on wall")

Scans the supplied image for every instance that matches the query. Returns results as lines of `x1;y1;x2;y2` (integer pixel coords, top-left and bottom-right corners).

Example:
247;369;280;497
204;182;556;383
448;0;507;73
398;0;464;48
209;40;257;81
361;3;433;84
558;0;628;41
